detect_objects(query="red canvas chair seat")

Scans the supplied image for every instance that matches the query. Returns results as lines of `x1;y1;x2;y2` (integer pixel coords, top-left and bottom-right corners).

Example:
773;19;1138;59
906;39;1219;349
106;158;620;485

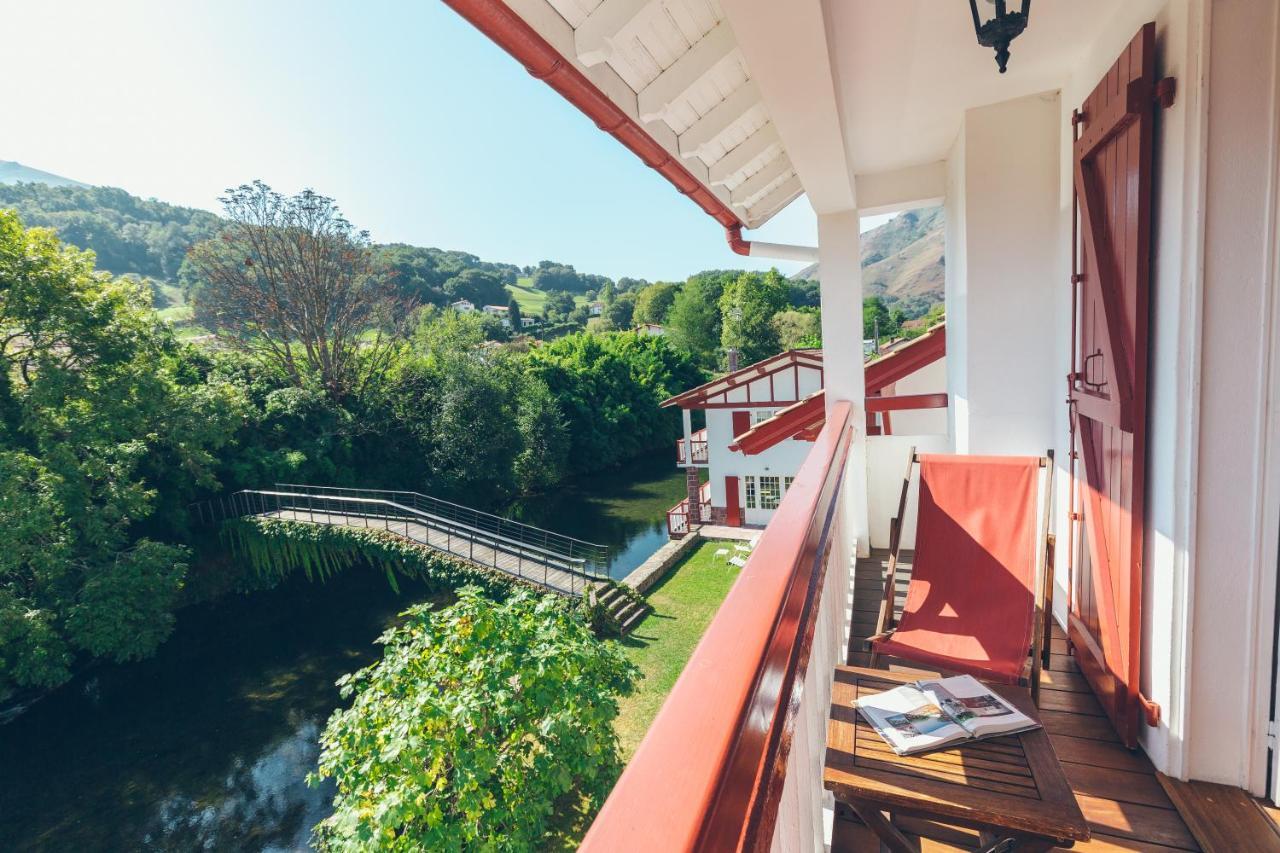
871;453;1045;687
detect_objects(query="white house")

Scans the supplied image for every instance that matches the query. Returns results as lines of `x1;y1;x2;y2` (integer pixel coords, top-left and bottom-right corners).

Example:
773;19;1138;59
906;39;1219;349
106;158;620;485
636;322;665;336
449;298;475;313
481;304;511;328
447;0;1280;846
520;315;538;328
588;300;605;316
664;328;945;532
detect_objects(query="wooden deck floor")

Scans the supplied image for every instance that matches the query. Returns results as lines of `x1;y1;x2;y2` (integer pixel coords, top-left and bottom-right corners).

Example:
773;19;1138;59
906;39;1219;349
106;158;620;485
262;509;592;597
839;550;1201;852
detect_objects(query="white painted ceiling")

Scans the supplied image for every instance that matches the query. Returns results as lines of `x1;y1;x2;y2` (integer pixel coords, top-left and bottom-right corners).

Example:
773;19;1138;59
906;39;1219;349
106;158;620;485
826;0;1124;175
539;0;804;226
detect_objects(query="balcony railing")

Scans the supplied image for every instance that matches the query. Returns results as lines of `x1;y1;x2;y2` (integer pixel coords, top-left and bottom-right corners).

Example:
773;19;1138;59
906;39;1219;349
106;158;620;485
865;391;948;436
585;401;854;851
676;428;709;465
666;480;712;538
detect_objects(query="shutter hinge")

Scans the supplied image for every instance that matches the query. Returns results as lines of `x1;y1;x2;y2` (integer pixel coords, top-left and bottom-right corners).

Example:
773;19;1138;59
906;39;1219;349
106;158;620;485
1154;77;1177;109
1070;273;1084;284
1268;720;1278;749
1071;108;1086;127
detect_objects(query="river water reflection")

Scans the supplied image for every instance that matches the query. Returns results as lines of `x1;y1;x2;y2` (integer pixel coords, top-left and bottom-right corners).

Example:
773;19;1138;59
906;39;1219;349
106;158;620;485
0;452;684;851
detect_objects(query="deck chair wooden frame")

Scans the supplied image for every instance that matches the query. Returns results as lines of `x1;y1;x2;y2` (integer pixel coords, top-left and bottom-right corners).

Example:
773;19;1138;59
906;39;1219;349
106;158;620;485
868;448;1056;704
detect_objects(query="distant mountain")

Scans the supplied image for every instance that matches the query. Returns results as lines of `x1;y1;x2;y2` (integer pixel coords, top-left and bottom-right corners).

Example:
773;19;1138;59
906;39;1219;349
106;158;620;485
791;206;944;316
0;160;89;188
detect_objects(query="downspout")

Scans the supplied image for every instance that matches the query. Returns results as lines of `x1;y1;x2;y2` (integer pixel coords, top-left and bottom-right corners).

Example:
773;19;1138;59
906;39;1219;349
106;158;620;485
725;224;820;264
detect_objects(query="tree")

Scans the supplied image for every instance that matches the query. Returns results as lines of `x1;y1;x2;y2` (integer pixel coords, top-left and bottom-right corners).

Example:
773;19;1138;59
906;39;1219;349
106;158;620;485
188;181;406;399
605;292;635;329
772;309;822;350
531;262;585;293
525;331;702;471
443;268;507;307
863;295;899;341
720;269;790;364
665;276;721;367
0;212;236;693
543;290;576;319
632;282;677;325
507;296;523;331
311;588;637;851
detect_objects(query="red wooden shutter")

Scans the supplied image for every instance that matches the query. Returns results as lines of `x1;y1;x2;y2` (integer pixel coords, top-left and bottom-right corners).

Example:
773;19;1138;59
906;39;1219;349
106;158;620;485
1068;22;1163;748
731;411;752;437
725;476;741;526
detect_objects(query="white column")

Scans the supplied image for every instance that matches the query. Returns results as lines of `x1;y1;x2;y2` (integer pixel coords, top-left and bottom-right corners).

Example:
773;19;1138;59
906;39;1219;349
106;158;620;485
818;210;870;557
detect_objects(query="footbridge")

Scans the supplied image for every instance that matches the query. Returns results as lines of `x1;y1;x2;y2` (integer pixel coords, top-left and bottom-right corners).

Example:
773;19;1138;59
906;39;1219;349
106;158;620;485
193;484;611;597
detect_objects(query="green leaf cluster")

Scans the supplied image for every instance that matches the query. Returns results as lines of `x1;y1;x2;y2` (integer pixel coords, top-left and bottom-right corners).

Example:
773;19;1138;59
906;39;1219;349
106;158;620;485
0;210;241;693
524;330;703;472
310;587;637;851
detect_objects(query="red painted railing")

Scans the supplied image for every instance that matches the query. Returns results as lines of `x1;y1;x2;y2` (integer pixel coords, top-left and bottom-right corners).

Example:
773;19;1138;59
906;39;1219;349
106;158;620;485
676;428;709;465
666;481;712;539
585;402;854;851
866;391;949;436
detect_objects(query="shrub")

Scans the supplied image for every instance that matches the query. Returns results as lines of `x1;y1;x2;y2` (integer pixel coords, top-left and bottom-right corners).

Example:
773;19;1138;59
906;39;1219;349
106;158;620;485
309;587;638;851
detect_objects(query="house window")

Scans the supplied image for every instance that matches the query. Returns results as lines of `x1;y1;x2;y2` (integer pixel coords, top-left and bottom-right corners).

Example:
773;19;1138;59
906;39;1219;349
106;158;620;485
752;408;779;425
745;476;757;509
784;476;795;493
760;476;782;510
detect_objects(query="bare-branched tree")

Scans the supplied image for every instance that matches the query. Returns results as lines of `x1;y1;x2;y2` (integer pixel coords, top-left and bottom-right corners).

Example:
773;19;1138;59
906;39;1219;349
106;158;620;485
189;181;408;398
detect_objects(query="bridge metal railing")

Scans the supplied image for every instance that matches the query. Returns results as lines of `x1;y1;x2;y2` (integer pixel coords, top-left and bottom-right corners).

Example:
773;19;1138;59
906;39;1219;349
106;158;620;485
190;485;611;598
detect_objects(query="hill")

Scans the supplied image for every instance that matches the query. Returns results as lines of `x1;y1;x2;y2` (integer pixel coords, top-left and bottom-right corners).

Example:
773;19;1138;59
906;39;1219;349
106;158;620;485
0;160;89;188
0;181;221;281
791;206;944;317
0;181;598;326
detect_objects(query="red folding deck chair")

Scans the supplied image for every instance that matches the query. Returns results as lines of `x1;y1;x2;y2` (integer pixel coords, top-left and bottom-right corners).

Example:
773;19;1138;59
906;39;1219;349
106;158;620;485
869;450;1055;703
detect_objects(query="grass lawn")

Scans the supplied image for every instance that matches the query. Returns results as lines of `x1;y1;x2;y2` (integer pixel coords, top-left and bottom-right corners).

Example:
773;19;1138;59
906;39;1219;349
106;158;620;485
613;539;743;759
505;276;589;314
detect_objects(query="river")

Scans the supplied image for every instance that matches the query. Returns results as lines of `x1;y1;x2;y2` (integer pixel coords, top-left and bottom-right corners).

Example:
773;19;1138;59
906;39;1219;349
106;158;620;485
0;454;684;852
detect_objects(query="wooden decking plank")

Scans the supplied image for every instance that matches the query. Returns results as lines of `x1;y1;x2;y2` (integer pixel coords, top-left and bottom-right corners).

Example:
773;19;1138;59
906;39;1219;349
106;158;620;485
1049;732;1155;774
1038;687;1107;717
1156;775;1280;852
1062;762;1177;809
1040;666;1094;693
1075;792;1201;849
1040;708;1120;742
1050;653;1081;673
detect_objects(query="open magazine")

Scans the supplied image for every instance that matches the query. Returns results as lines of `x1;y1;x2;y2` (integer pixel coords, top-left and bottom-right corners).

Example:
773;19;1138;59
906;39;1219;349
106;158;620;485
854;674;1039;755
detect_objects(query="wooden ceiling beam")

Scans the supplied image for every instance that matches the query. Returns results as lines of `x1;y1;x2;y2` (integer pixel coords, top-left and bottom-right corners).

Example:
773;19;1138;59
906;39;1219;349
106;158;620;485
731;155;792;207
574;0;654;67
638;20;736;123
679;80;762;160
743;173;803;224
709;123;781;186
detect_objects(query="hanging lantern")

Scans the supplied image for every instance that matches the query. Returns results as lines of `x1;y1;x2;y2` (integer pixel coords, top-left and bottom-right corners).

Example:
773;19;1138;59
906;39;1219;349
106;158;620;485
969;0;1031;74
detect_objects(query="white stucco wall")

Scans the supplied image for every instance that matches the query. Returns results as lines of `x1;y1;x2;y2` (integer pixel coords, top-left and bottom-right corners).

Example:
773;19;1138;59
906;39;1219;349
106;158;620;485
882;356;948;435
705;408;817;527
947;91;1062;460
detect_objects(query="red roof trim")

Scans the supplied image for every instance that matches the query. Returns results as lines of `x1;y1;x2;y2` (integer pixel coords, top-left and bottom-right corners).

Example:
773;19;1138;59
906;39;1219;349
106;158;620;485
661;349;824;408
442;0;743;231
865;323;946;394
729;391;826;455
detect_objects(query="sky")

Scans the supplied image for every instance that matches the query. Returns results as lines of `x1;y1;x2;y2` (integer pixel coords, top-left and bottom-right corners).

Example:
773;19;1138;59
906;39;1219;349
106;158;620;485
4;0;890;281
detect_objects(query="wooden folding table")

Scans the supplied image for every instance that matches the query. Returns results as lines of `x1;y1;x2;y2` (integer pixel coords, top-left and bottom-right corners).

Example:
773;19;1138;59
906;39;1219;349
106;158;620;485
824;666;1089;852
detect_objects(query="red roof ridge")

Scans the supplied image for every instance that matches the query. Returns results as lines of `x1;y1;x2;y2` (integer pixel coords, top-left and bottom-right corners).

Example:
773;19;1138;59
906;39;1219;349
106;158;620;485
729;390;828;455
661;349;823;408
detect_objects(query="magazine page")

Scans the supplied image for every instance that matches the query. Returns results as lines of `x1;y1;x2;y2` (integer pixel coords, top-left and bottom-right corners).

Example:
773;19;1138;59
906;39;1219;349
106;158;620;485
855;683;972;755
918;674;1038;739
